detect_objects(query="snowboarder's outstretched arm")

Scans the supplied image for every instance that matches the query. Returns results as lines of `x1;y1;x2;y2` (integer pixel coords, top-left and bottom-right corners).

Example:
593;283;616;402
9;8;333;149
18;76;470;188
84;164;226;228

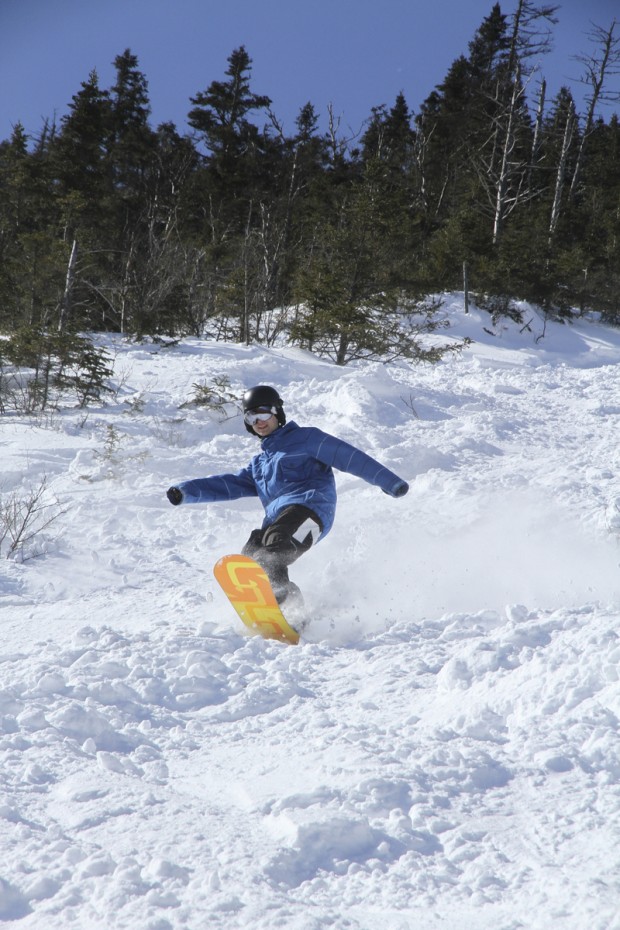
167;467;257;506
307;429;408;497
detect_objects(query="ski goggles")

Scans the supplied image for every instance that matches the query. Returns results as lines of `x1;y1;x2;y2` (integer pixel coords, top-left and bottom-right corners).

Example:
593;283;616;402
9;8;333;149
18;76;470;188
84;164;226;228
244;406;277;426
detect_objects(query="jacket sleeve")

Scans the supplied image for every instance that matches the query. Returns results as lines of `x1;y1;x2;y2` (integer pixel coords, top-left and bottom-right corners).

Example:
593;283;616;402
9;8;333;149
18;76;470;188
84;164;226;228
308;429;408;497
176;466;258;504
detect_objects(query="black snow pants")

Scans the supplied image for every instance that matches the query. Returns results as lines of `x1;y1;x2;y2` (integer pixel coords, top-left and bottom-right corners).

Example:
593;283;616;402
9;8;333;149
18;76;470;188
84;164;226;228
241;504;322;604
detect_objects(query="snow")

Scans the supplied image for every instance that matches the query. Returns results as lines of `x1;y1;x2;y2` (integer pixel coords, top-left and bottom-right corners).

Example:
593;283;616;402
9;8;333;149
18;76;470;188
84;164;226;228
1;297;620;929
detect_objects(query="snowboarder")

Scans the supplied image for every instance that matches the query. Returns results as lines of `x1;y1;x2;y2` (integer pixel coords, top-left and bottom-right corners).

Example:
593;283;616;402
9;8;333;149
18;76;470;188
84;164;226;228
167;385;409;606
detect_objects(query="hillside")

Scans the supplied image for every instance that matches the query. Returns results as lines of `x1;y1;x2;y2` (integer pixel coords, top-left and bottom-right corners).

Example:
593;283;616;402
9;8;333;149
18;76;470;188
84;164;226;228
1;298;619;929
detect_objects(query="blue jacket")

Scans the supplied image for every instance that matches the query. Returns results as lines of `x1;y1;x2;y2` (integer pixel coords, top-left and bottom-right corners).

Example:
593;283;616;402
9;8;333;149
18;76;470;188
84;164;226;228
176;421;407;538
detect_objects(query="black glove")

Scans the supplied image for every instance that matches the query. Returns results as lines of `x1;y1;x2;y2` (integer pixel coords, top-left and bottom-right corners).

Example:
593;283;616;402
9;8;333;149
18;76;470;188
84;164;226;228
391;480;409;498
167;486;183;506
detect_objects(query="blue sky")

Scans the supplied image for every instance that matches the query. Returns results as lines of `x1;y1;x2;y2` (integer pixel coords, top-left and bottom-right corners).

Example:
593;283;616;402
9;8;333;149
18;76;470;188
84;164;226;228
1;0;618;143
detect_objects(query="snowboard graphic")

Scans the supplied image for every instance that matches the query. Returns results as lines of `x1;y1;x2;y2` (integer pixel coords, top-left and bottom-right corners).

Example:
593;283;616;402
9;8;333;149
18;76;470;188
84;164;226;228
213;554;300;644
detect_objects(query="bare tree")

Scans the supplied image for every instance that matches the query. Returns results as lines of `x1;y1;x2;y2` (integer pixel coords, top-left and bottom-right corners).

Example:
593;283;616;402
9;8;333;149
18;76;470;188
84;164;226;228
549;100;577;240
570;19;620;197
529;78;547;184
492;63;528;243
490;0;559;243
506;0;559;75
58;239;78;333
0;477;66;561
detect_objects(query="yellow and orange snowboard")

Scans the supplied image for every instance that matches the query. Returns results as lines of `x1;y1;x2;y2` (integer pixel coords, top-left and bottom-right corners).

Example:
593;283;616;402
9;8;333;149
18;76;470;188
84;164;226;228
213;554;300;644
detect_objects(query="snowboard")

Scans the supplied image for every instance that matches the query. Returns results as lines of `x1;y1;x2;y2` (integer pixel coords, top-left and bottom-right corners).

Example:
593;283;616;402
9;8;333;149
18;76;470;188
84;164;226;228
213;554;300;645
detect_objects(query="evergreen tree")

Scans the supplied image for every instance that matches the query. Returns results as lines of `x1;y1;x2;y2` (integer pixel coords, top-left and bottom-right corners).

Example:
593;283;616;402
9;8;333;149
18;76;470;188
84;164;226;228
0;125;32;328
187;46;276;223
468;3;511;76
0;123;67;331
559;114;620;319
359;94;426;290
188;46;271;158
291;149;442;365
52;70;112;235
186;47;283;339
108;49;156;193
102;50;163;332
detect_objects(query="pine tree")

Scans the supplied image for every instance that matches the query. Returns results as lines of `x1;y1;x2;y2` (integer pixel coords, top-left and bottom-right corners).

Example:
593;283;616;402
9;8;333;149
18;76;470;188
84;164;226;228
0;123;67;331
189;46;271;158
559;114;620;319
108;49;156;194
52;70;112;234
186;47;282;340
0;125;32;328
360;93;425;289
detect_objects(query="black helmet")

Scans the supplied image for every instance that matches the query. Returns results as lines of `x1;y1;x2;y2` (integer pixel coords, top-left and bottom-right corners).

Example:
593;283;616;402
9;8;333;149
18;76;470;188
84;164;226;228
242;385;286;434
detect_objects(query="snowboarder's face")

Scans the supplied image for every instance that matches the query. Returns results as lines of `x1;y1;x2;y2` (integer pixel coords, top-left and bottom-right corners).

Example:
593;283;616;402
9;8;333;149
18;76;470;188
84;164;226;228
244;407;280;437
252;413;279;437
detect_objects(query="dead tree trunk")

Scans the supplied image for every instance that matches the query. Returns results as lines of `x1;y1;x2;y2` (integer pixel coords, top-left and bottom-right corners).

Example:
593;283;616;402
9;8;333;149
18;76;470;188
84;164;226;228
549;108;576;240
570;20;620;198
58;239;78;333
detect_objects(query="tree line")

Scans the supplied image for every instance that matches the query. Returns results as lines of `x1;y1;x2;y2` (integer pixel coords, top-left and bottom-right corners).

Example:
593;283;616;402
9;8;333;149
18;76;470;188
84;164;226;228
1;0;619;380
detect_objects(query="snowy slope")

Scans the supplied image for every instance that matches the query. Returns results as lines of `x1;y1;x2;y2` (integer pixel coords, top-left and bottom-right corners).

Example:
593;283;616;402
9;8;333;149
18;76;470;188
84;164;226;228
1;298;619;929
